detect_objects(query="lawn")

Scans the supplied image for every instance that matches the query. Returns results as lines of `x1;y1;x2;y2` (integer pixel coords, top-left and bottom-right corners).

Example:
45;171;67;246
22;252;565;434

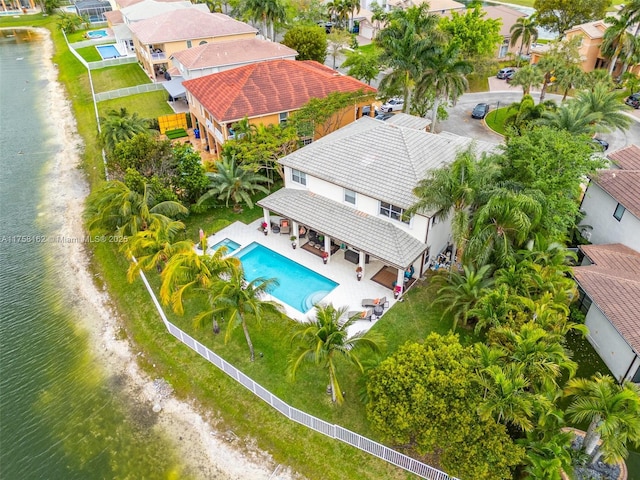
485;107;515;136
97;90;174;119
91;63;151;93
74;45;102;62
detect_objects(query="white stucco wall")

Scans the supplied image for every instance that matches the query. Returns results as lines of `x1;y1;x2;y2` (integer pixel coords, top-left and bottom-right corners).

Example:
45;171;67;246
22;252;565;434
585;305;638;382
580;184;640;250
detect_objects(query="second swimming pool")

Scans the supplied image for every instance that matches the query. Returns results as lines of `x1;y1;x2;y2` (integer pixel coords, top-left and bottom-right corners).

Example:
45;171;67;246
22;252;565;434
235;242;338;313
96;44;120;59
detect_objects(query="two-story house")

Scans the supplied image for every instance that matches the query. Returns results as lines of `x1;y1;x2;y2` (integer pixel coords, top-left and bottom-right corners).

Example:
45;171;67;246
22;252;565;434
257;116;498;295
128;9;257;80
182;59;376;156
579;144;640;251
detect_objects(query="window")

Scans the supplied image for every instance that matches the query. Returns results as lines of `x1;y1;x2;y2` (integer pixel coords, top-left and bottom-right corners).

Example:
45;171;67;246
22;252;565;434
613;203;625;221
380;201;409;224
344;189;356;205
199;40;207;46
279;112;288;125
186;40;192;48
292;169;306;186
300;138;313;146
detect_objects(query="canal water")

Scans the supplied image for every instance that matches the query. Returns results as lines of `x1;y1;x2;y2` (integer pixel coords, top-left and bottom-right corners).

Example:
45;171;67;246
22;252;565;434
0;29;188;479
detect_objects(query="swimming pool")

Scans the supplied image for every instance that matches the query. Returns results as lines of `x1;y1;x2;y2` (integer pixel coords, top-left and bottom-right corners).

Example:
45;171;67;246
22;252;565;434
96;44;120;59
235;242;338;313
208;238;240;255
88;29;108;38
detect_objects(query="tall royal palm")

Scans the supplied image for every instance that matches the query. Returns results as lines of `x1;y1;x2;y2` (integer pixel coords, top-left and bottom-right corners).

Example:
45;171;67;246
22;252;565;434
565;373;640;464
86;181;188;237
416;43;472;132
602;14;632;75
619;0;640;73
288;304;384;404
510;16;538;66
194;269;283;361
242;0;286;41
575;84;633;133
197;155;271;213
99;108;152;152
376;5;441;113
537;102;600;136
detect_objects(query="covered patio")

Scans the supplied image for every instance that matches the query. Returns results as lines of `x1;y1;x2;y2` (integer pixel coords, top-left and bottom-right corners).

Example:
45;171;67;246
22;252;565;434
257;188;428;298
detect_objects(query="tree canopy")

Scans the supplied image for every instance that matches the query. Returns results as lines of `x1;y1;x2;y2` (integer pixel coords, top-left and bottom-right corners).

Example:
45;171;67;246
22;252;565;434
533;0;611;34
438;6;503;61
282;25;328;63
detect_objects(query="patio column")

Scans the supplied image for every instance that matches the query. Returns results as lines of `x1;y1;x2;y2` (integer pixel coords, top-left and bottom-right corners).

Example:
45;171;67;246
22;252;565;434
262;208;270;232
395;269;405;298
324;235;331;261
358;252;365;275
292;220;299;243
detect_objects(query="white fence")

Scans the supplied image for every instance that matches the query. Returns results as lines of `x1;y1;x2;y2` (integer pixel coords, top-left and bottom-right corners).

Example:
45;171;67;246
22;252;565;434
137;268;458;480
94;83;165;102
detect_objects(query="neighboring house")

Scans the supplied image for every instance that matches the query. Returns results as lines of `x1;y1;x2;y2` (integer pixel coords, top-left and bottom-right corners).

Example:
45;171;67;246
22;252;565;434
74;0;112;22
257;116;499;295
481;5;527;59
530;18;640;76
128;10;257;80
579;144;640;251
382;0;464;14
183;59;376;155
170;38;297;80
573;243;640;383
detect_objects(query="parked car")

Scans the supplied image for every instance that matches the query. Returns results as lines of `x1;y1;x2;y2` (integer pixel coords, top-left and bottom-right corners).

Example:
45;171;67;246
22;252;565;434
379;98;404;113
471;103;490;119
592;138;609;151
374;113;394;121
505;71;517;83
625;93;640;109
497;67;516;79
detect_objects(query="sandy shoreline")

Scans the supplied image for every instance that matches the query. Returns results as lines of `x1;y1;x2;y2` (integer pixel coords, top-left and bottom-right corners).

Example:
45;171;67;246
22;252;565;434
31;27;297;480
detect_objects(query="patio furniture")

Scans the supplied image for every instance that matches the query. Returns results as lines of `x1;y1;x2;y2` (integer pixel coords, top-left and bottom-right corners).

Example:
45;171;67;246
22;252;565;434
279;219;291;234
346;308;375;323
271;223;280;234
362;297;388;309
344;249;370;264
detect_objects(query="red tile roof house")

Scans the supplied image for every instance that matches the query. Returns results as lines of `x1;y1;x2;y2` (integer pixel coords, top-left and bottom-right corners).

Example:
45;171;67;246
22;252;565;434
578;144;640;252
128;9;258;81
572;243;640;383
182;59;377;156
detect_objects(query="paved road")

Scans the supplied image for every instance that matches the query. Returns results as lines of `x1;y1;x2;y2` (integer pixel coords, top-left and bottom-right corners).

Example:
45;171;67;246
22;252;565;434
438;91;640;153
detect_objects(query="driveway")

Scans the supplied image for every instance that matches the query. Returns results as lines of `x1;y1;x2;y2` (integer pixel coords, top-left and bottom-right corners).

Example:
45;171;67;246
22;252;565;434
438;90;640;153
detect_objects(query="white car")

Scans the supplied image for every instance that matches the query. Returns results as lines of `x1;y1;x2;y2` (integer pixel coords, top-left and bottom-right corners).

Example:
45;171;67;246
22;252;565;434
380;98;404;113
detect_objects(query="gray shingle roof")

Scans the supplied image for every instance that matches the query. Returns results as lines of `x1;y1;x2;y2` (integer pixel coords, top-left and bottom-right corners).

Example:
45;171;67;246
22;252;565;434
385;113;431;130
278;116;499;209
257;189;429;269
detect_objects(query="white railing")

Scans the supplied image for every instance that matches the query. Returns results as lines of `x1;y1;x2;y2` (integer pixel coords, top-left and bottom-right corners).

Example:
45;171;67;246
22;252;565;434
87;56;138;70
136;268;458;480
94;83;165;101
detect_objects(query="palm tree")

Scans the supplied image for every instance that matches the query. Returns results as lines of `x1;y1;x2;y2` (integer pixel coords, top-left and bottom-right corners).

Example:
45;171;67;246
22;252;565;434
327;0;349;29
469;284;518;334
160;245;241;315
377;5;442;113
476;363;542;432
602;14;632;76
416;43;472;132
194;268;283;361
564;374;640;464
432;264;495;330
241;0;286;41
121;218;192;281
491;322;577;393
510;16;538;66
508;65;544;96
522;430;574;480
537;102;600;136
343;0;360;32
86;181;188;237
574;84;633;133
555;64;585;101
197;155;271;213
288;304;385;404
99;108;152;152
618;0;640;74
467;189;542;267
407;147;496;263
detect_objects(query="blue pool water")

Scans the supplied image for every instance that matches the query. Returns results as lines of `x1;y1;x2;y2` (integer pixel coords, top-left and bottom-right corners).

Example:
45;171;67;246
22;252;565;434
209;238;240;255
235;242;338;313
88;30;107;38
96;45;120;59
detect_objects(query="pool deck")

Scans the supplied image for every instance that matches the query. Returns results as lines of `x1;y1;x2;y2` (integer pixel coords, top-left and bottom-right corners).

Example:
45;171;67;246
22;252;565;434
205;219;397;337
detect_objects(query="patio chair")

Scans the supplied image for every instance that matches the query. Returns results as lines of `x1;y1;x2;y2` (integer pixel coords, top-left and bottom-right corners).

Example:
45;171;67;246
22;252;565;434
346;308;375;323
279;219;291;234
361;297;388;309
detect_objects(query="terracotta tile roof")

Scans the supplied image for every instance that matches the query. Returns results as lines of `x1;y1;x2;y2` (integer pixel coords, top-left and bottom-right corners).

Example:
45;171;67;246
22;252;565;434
567;20;607;38
171;38;297;70
104;9;123;24
129;10;257;44
183;60;376;123
591;170;640;219
573;244;640;353
607;144;640;171
482;6;527;37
